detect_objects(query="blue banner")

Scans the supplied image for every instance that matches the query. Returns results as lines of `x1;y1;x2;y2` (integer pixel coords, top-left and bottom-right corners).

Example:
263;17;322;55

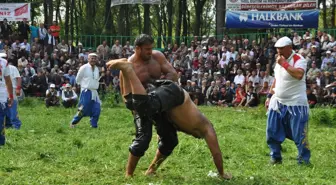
225;10;319;28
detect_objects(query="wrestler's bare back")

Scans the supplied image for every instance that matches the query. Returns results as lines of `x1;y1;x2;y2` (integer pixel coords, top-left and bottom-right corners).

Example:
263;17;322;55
127;53;209;138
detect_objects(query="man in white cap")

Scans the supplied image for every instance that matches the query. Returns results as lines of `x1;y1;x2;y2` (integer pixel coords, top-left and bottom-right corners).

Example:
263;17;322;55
45;83;60;107
265;36;311;165
0;53;14;145
61;83;78;108
70;53;101;128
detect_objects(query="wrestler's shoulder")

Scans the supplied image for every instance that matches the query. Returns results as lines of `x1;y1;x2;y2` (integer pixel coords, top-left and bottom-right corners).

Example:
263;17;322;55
151;50;166;62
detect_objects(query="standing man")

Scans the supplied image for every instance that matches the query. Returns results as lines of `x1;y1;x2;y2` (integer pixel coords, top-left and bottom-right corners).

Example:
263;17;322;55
5;59;22;129
70;53;101;128
0;53;14;146
265;37;311;165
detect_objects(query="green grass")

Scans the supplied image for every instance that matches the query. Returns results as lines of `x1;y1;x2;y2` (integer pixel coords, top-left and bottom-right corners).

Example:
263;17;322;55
1;98;336;185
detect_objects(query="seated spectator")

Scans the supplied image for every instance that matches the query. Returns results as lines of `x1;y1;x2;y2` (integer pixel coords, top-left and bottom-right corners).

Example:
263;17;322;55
61;83;78;108
245;86;259;107
45;84;60;107
218;87;233;107
307;88;317;108
258;81;269;97
307;61;320;83
207;87;220;106
232;83;246;107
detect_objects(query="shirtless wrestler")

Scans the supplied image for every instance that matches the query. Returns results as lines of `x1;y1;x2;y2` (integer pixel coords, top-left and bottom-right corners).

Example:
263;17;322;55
106;34;231;180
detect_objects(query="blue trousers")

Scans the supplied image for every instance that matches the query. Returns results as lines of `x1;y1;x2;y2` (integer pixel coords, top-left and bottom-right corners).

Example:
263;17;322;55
0;104;7;146
5;100;22;129
71;90;101;128
266;103;311;163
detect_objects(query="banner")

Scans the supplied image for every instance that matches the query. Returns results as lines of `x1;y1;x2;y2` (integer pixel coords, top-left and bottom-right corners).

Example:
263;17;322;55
111;0;161;7
225;10;319;28
0;3;31;21
226;0;317;10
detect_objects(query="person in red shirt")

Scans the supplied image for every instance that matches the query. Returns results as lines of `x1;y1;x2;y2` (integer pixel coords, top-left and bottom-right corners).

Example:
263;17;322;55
49;21;60;42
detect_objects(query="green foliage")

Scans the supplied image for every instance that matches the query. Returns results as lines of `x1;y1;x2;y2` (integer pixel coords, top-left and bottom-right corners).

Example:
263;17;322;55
0;105;336;184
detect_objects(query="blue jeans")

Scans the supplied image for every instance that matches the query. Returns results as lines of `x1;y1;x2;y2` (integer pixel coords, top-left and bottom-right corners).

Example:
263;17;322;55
5;100;22;129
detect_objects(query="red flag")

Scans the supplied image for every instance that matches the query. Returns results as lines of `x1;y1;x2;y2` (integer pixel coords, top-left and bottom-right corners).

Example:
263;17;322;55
14;4;28;16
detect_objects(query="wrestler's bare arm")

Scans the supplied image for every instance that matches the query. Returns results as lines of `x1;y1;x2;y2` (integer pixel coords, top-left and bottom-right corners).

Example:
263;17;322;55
269;78;276;95
153;51;178;82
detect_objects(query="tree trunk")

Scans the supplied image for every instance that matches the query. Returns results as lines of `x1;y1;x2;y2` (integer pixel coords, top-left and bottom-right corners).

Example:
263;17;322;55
143;4;150;34
104;0;113;34
162;3;167;47
193;0;207;37
65;0;70;42
323;0;327;28
117;5;125;36
155;5;162;48
55;0;61;23
216;0;225;39
175;0;182;44
70;0;75;41
182;0;188;41
332;0;336;28
125;5;130;37
167;0;173;44
136;5;142;35
43;0;48;25
75;5;79;43
84;0;95;35
47;0;53;26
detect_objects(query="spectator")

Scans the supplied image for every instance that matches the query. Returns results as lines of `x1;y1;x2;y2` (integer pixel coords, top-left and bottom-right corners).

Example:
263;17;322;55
50;21;61;42
45;84;60;107
61;83;78;108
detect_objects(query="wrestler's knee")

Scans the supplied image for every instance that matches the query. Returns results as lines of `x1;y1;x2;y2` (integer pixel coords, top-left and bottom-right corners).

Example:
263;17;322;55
158;133;179;156
129;134;152;157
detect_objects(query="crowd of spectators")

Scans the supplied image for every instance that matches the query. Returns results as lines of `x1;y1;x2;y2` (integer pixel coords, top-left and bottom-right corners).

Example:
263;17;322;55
1;18;336;108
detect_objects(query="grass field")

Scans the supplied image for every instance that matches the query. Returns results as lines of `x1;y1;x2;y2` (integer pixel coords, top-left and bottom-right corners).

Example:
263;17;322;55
0;98;336;185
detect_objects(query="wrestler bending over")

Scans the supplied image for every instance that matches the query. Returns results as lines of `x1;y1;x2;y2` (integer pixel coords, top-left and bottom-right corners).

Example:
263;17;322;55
107;59;232;180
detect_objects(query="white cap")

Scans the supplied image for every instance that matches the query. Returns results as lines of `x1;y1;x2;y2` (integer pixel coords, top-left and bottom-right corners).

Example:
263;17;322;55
65;83;71;88
50;84;56;88
274;37;292;47
0;53;7;58
326;50;331;54
202;46;207;50
88;53;98;57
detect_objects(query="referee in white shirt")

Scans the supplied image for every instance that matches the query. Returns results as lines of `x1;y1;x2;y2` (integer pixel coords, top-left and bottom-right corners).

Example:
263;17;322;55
71;53;101;128
265;37;310;165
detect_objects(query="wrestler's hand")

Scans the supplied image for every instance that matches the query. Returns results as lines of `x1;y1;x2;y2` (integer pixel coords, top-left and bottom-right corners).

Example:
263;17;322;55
220;172;232;180
7;98;13;108
265;98;270;109
276;55;286;66
106;58;128;69
15;89;21;96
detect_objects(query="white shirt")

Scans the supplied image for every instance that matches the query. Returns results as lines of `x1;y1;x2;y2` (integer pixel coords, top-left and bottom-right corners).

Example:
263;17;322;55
76;63;101;103
0;58;10;103
248;75;260;87
7;65;21;100
234;74;245;86
62;89;78;101
270;51;308;109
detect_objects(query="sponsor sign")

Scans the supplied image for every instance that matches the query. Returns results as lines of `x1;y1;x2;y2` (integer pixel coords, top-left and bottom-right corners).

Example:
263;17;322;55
225;10;319;28
0;3;31;21
226;0;317;10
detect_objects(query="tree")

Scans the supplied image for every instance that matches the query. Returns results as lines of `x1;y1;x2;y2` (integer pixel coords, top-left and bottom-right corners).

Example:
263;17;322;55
143;4;150;34
193;0;207;36
216;0;225;38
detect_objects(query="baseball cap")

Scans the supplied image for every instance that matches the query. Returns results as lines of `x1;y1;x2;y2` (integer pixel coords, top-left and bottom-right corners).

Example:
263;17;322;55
65;83;71;88
326;50;331;54
274;36;292;47
88;53;98;57
50;84;56;88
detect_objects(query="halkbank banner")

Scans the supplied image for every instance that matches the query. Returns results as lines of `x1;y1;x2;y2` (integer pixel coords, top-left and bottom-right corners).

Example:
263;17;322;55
225;10;319;28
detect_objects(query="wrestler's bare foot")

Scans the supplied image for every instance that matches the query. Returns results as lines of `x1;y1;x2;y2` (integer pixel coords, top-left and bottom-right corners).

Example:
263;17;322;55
106;58;132;71
220;172;232;180
144;168;156;176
